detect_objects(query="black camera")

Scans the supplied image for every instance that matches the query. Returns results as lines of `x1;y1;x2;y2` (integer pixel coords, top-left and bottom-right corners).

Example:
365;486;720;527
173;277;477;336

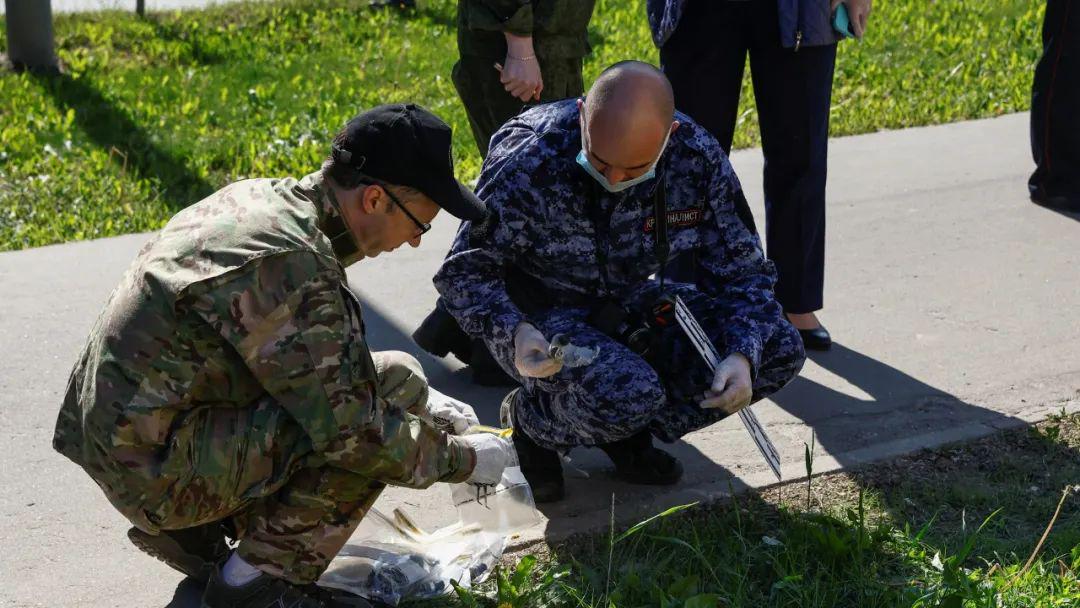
587;295;676;358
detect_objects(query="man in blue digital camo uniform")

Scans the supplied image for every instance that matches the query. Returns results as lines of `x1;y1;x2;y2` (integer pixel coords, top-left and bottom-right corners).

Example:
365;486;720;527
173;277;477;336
432;62;805;502
412;0;597;388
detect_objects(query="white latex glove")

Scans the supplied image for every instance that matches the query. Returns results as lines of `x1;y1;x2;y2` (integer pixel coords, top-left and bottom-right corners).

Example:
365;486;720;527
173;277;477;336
699;353;753;415
513;322;563;378
425;387;480;435
460;433;515;485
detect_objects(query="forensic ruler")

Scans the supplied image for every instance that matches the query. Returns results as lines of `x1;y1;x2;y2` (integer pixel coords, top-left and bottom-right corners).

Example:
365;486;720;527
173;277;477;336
673;296;782;481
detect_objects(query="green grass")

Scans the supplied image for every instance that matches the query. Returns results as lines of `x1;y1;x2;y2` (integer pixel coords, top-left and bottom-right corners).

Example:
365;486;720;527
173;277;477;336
0;0;1045;251
437;411;1080;607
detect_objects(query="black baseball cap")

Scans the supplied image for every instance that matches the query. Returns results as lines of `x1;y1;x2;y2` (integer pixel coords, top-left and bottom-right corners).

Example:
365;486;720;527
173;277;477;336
330;103;486;222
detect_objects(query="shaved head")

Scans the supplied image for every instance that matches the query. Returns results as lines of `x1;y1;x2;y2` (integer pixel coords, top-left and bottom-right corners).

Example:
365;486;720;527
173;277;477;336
579;61;678;187
583;61;675;131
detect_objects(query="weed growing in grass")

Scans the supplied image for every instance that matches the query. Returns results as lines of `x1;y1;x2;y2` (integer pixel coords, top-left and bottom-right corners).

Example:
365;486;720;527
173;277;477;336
432;415;1080;607
805;430;816;511
451;554;569;608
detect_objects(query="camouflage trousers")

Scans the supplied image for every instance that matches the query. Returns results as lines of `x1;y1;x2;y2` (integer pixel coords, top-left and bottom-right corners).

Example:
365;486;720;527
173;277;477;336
140;351;429;584
494;284;805;450
452;53;585;158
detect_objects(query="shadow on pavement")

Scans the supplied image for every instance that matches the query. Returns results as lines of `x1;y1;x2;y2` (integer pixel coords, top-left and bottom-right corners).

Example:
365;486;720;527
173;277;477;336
771;342;1033;467
1037;203;1080;223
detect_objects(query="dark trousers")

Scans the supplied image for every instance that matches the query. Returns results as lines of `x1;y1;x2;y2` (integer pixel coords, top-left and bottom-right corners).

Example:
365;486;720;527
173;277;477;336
661;0;837;314
453;54;585;158
1030;0;1080;200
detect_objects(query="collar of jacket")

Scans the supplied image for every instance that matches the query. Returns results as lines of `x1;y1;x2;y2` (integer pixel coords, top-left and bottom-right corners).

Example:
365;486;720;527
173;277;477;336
300;171;365;267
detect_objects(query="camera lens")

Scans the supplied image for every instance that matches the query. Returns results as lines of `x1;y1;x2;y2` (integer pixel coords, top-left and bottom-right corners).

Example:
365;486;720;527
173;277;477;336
626;328;651;355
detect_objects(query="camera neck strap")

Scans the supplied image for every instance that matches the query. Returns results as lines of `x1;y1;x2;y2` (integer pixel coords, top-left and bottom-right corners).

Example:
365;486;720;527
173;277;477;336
653;178;670;291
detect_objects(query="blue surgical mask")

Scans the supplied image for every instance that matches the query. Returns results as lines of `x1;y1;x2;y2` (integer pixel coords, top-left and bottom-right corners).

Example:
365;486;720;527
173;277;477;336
576;123;672;193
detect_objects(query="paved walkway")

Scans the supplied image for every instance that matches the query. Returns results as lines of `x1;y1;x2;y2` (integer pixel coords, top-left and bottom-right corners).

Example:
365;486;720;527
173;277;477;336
2;112;1078;607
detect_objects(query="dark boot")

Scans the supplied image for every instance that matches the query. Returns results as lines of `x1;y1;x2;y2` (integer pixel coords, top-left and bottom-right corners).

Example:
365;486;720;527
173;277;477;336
599;431;684;485
200;564;347;608
369;0;415;8
413;304;517;386
412;304;473;364
128;522;231;583
469;338;517;387
503;389;564;503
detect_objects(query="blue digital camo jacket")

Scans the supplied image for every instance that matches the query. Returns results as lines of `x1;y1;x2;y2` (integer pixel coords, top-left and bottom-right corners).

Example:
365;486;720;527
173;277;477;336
433;99;788;376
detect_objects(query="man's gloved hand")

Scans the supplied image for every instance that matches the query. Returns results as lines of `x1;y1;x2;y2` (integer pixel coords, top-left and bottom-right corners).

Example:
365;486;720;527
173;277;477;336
700;353;753;415
425;387;480;435
513;322;563;378
460;433;515;485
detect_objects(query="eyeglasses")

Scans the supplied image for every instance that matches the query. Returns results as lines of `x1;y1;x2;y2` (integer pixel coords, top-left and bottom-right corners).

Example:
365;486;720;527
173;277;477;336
374;181;431;236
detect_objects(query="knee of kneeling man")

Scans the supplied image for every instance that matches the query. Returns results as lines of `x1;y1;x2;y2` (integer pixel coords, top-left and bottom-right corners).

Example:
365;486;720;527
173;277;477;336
593;376;666;421
757;324;807;390
372;350;429;412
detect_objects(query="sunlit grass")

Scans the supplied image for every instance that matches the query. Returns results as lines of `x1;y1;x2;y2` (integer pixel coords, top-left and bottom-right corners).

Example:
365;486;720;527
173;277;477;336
0;0;1044;250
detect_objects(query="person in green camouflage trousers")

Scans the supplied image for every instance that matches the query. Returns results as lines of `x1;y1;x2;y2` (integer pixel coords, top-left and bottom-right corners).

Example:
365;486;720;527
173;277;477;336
52;104;515;608
453;0;596;157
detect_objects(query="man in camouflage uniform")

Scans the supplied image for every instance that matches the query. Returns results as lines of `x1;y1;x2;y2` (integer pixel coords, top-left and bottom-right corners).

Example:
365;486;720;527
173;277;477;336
433;62;805;503
53;104;514;608
453;0;596;158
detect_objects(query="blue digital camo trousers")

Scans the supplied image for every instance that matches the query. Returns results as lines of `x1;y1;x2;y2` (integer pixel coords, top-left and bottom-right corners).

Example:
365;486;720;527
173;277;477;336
495;284;805;450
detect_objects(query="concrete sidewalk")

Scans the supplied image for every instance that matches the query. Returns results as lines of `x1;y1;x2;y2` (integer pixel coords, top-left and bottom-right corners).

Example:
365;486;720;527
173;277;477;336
1;112;1078;607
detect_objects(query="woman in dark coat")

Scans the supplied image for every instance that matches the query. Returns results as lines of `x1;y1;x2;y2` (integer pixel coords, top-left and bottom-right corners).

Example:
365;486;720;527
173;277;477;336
649;0;873;350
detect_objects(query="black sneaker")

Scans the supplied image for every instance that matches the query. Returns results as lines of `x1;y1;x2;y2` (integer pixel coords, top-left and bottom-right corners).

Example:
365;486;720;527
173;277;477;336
201;565;339;608
369;0;415;8
128;523;230;583
503;389;564;503
470;339;517;387
412;305;473;364
598;431;684;485
1030;184;1080;212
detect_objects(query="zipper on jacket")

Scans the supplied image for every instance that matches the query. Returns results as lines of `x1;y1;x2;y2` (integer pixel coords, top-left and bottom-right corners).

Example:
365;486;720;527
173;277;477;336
794;30;803;51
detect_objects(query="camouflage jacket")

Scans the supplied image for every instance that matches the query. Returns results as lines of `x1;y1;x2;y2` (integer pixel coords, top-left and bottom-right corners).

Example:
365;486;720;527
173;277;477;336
54;172;472;524
457;0;596;60
433;100;787;377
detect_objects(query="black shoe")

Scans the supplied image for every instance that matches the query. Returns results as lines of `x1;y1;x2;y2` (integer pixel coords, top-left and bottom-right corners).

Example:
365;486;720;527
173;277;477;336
369;0;415;8
504;390;564;503
470;339;518;387
201;564;348;608
412;305;473;363
128;523;230;583
1030;186;1080;212
598;431;683;485
798;325;832;351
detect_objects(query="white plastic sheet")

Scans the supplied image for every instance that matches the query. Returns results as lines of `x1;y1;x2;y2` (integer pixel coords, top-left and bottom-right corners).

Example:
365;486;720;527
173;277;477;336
318;444;540;605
